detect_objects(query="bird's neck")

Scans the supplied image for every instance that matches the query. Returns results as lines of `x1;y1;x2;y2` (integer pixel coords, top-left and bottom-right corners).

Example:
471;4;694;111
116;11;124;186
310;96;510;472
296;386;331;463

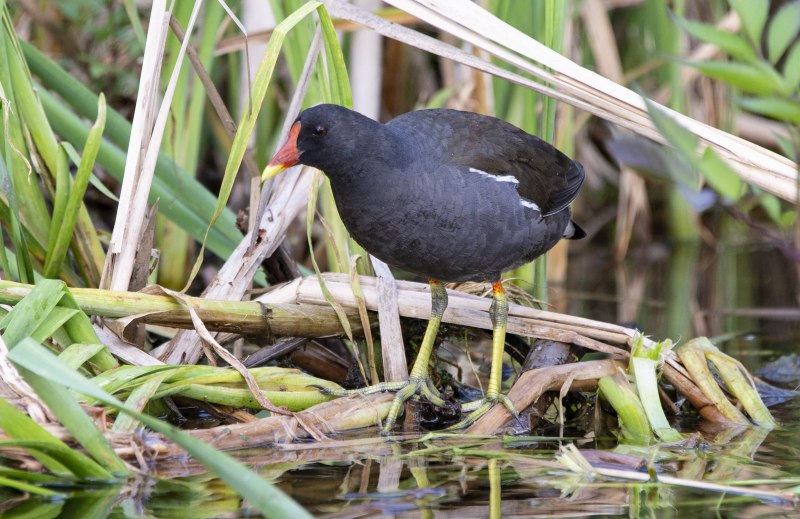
325;124;415;190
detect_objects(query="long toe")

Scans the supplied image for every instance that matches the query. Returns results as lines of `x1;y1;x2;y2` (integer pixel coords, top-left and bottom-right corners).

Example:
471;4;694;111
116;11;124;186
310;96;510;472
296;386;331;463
447;394;518;431
317;375;449;434
380;377;425;434
314;380;408;397
380;374;458;434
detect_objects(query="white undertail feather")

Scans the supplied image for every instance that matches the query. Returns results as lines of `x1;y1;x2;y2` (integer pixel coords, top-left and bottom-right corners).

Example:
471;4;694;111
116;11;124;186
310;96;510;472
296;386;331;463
563;219;578;238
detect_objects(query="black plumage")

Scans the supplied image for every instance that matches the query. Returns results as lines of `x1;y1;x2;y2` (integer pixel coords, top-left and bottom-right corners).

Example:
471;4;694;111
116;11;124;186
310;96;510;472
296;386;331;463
282;104;584;282
265;103;586;432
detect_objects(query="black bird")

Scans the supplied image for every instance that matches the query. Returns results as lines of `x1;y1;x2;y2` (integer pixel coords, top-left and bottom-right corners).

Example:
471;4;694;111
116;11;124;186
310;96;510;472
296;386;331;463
264;104;585;432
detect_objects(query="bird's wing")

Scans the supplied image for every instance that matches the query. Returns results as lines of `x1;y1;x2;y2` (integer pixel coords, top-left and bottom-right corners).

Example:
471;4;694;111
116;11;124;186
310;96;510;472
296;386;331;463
389;109;585;216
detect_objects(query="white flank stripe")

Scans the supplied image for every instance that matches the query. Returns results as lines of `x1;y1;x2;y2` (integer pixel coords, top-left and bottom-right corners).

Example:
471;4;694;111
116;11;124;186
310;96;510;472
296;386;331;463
469;167;519;184
521;199;540;211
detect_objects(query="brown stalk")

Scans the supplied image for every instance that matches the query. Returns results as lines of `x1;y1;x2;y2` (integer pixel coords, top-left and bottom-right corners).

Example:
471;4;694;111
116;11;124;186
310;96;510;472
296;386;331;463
168;393;393;454
467;359;622;434
0;280;366;340
661;362;732;423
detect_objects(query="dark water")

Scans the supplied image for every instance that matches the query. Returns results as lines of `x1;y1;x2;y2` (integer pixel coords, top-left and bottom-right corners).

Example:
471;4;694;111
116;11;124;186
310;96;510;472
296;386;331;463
5;241;800;517
10;402;799;518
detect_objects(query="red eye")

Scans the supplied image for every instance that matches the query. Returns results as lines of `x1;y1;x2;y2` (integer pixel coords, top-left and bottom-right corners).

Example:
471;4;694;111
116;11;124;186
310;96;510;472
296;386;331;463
313;125;327;137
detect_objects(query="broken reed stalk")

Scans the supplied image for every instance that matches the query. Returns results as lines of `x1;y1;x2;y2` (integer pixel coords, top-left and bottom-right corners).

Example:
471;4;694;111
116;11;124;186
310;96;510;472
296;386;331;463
0;276;636;360
467;359;622;434
0;280;364;338
37;394;394;463
0;393;391;464
262;274;634;356
663;358;740;424
164;393;393;455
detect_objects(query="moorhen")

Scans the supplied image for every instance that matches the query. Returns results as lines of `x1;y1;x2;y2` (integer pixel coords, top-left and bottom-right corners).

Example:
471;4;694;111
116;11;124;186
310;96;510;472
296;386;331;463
263;104;585;432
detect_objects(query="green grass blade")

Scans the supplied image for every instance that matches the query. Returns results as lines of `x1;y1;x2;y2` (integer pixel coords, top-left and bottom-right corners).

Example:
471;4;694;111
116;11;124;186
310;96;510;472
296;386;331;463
0;279;116;370
738;96;800;124
0;399;109;479
9;341;314;519
2;9;105;285
317;5;352;107
0;155;36;283
112;370;172;433
29;306;78;343
22;43;243;257
0;466;69;486
0;284;123;471
0;28;51;257
122;0;146;47
43;94;106;278
729;0;769;49
0;499;64;519
3;12;61;184
43;149;69;267
0;219;12;280
687;60;787;96
699;147;745;200
58;284;117;371
62;141;119;203
784;42;800;91
57;343;105;370
0;279;64;347
0;476;64;497
672;14;758;64
36;88;240;262
21;361;128;475
270;0;316;85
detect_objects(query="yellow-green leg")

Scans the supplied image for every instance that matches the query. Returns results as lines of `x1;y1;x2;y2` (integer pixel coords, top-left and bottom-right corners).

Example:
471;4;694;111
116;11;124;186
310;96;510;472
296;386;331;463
448;280;517;430
318;279;449;433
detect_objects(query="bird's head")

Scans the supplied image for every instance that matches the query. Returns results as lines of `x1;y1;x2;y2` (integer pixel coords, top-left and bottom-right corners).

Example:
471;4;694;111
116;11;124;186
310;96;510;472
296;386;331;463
262;104;371;181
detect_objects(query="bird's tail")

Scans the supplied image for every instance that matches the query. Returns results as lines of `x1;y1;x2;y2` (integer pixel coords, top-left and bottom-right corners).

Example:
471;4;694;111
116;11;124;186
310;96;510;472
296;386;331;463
563;219;586;240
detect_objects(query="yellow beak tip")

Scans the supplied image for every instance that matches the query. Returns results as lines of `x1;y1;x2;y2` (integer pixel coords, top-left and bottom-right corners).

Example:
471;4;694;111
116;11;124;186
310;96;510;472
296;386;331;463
261;164;286;182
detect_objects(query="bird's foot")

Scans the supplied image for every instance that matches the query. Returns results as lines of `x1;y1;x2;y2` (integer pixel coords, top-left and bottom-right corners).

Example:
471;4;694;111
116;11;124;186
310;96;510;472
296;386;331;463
316;375;448;434
446;393;518;431
315;380;408;398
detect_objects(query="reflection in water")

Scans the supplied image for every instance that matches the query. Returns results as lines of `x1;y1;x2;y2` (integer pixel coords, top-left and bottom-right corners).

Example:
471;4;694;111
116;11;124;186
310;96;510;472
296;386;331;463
12;408;800;518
